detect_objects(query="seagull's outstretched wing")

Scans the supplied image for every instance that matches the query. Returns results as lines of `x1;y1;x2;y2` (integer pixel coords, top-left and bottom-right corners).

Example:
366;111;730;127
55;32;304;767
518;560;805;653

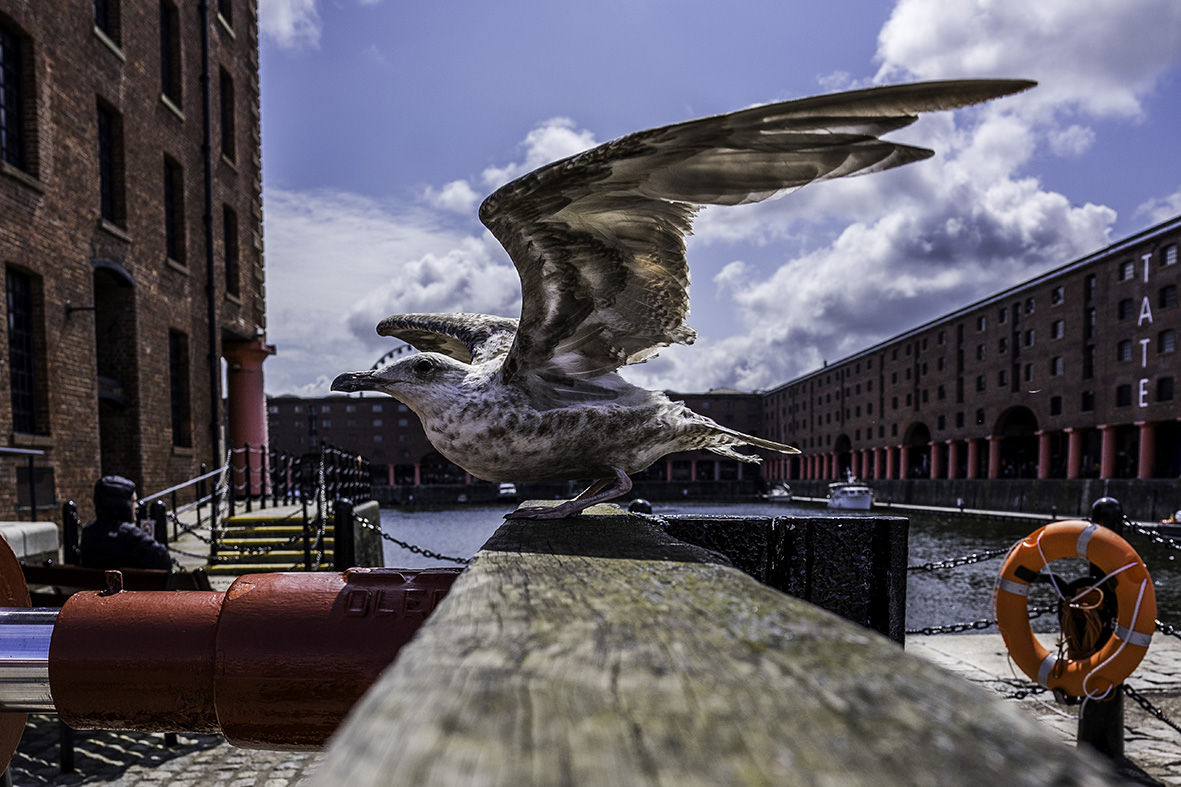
377;313;518;365
479;79;1035;382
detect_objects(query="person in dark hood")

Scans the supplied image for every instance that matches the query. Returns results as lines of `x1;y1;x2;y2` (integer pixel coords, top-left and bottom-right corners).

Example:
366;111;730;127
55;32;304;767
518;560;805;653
79;476;172;571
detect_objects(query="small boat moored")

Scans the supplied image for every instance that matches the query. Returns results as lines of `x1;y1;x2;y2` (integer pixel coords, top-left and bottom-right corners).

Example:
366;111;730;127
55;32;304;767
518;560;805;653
763;482;793;503
827;476;874;510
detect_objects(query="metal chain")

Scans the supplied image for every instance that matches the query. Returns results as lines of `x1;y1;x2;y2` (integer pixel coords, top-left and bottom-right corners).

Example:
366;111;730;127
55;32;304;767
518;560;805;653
1123;684;1181;736
1124;520;1181;552
355;517;472;565
1156;619;1181;641
906;604;1054;637
999;683;1049;700
908;546;1011;572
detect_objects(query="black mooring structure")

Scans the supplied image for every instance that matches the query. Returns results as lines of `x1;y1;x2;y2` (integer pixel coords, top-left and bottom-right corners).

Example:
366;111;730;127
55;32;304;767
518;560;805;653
660;513;909;644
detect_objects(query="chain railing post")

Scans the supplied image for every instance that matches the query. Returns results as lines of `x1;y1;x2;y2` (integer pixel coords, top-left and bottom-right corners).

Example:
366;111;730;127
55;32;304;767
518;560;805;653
333;498;355;570
196;462;207;529
210;468;222;564
302;492;313;571
244;443;254;513
151;499;169;546
1077;496;1126;760
62;501;81;565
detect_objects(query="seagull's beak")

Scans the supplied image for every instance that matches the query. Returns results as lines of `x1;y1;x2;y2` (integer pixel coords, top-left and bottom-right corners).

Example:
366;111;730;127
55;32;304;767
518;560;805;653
331;370;378;393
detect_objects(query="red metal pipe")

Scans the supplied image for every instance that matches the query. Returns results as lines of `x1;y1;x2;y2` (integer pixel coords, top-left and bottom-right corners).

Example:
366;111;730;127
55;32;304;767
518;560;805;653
45;567;461;747
51;589;222;732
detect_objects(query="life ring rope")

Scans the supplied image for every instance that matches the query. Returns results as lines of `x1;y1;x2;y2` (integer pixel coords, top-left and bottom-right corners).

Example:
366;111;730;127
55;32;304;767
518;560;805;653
994;519;1156;699
1081;577;1150;701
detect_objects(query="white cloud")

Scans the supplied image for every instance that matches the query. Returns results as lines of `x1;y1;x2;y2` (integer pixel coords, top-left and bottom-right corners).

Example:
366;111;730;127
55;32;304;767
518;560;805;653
874;0;1181;120
423;180;482;215
258;0;321;50
262;188;504;394
262;0;1180;399
343;237;521;345
480;118;598;190
622;0;1181;394
259;0;388;51
1136;188;1181;226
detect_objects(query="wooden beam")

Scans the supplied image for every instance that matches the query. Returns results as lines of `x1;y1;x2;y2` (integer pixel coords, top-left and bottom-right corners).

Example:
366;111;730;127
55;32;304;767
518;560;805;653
311;505;1120;786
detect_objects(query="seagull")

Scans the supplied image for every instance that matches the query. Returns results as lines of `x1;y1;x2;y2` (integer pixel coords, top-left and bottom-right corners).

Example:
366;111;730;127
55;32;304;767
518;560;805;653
332;79;1034;519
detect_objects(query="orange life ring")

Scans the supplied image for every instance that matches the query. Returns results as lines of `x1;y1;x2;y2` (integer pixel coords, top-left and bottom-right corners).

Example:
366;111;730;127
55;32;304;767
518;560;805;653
995;520;1155;699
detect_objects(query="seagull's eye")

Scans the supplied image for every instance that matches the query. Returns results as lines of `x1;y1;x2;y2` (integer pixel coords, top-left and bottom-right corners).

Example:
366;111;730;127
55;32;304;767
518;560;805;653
413;358;434;375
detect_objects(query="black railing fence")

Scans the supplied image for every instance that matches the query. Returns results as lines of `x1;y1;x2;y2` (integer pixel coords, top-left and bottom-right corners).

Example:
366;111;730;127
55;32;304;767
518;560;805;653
60;443;372;571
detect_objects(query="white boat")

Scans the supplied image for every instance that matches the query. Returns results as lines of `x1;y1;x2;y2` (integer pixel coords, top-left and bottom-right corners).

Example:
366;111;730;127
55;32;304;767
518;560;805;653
827;476;874;510
763;482;793;503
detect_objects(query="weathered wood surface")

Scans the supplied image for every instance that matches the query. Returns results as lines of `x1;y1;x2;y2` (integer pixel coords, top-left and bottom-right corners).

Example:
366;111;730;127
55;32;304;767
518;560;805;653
312;505;1121;786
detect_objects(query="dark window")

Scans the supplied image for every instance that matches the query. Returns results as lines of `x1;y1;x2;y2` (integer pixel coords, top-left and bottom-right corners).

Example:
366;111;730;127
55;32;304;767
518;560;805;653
159;1;181;105
1049;396;1062;416
1159;377;1175;402
219;68;234;160
1084;307;1095;340
1051;286;1064;305
1161;329;1177;355
1117;340;1133;363
1083;345;1095;379
1161;285;1178;309
217;0;232;25
94;0;120;44
1117;298;1134;320
1081;391;1095;412
168;330;192;446
1116;384;1132;407
1084;274;1096;304
97;101;124;225
0;19;26;169
223;204;239;296
163;156;184;262
1119;260;1134;281
6;267;40;433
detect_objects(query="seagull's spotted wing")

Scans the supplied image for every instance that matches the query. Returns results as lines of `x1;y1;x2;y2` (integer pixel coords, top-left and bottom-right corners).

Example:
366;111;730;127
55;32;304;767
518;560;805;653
377;313;518;365
480;79;1035;381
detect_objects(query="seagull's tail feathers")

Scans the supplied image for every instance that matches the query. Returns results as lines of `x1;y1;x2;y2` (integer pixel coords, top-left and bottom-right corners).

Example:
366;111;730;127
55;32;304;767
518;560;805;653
706;426;800;464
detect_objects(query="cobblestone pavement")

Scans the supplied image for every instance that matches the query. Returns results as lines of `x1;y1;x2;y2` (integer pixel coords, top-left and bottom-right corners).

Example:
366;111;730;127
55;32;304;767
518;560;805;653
7;716;321;787
909;633;1181;785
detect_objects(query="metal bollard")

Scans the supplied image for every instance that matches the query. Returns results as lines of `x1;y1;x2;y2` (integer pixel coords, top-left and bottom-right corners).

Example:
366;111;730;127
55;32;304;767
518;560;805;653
1076;496;1126;760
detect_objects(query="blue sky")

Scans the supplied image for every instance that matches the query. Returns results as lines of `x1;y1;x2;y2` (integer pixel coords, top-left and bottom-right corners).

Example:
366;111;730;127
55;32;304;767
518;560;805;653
257;0;1181;395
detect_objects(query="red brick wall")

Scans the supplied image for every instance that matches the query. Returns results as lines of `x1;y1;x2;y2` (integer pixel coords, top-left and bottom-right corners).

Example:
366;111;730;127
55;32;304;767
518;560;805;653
0;0;265;523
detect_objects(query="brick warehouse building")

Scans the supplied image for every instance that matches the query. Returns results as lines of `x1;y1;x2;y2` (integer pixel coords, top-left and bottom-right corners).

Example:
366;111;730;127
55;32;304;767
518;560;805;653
1;0;271;522
762;214;1180;484
266;216;1180;494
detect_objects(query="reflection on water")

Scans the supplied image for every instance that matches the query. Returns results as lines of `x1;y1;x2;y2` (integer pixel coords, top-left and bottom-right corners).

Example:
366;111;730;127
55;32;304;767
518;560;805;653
378;500;1180;635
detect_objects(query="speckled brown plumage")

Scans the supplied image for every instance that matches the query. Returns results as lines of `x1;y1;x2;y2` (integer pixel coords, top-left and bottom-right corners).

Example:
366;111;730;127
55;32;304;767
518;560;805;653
332;80;1035;519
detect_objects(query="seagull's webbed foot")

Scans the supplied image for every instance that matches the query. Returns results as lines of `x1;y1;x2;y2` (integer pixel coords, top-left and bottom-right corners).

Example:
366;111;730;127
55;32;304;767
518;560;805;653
505;468;633;520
